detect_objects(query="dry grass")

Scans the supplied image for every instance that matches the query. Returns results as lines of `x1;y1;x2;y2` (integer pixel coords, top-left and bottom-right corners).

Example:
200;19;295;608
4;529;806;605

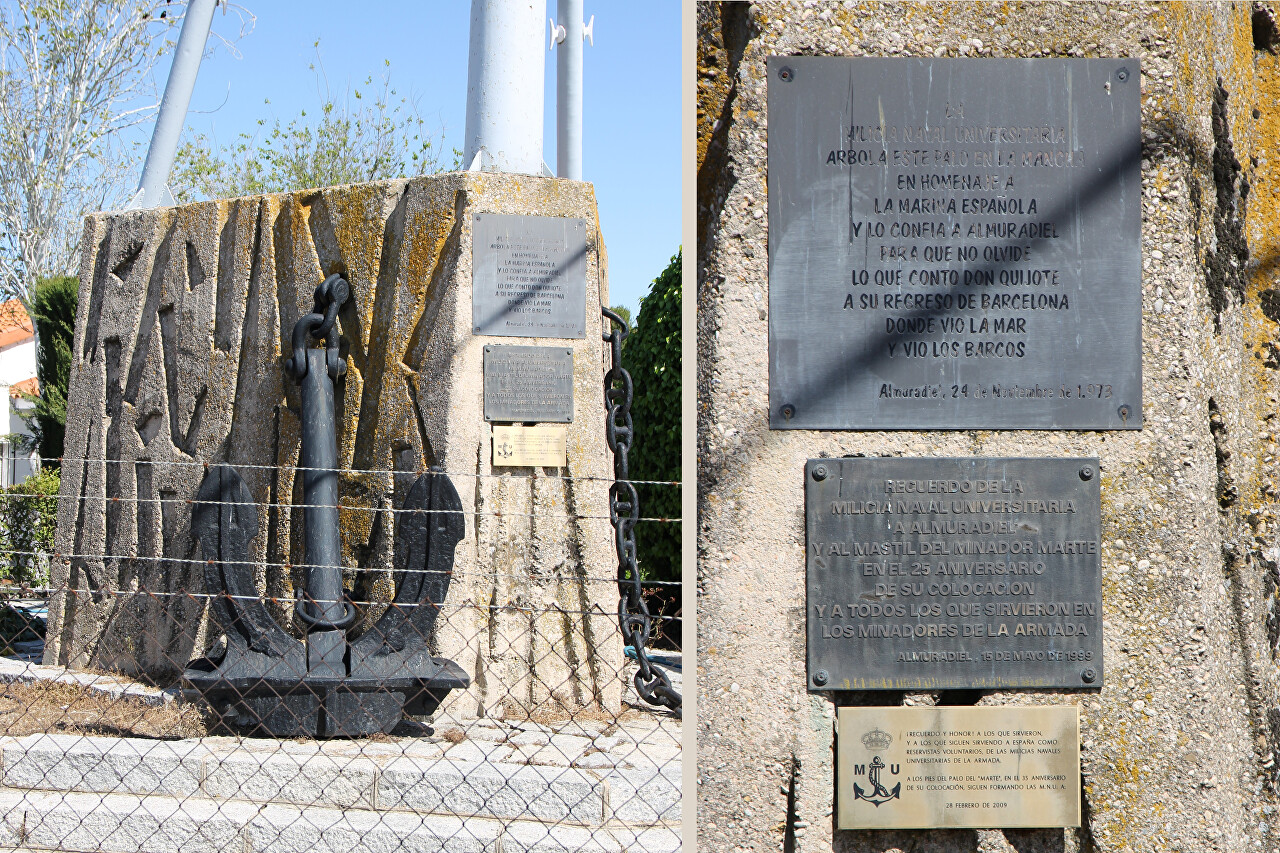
0;681;208;739
522;702;651;730
0;681;663;744
438;726;466;744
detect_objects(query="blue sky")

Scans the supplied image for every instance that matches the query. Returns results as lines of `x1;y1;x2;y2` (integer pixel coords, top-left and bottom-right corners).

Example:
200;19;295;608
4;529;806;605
163;1;680;317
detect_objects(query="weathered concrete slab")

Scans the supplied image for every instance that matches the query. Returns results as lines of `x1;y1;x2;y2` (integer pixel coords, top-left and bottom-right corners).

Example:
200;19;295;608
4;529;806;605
0;789;250;853
48;172;621;716
607;765;681;824
0;725;680;830
200;749;378;811
0;787;678;853
0;733;205;798
377;758;604;824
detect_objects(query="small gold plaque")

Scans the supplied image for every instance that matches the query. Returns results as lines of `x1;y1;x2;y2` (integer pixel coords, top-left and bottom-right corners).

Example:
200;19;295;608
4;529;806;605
492;425;568;467
837;705;1079;829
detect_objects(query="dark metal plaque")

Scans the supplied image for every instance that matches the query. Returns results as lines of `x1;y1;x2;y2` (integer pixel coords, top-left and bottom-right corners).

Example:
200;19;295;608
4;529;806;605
483;345;574;423
805;457;1102;690
768;58;1142;429
472;213;588;338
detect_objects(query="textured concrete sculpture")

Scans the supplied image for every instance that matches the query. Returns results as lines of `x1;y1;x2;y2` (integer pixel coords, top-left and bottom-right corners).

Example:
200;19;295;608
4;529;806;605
47;172;621;717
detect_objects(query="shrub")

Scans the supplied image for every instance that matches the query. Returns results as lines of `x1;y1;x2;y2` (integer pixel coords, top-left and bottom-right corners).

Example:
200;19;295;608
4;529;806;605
23;275;78;464
0;467;59;586
624;251;681;583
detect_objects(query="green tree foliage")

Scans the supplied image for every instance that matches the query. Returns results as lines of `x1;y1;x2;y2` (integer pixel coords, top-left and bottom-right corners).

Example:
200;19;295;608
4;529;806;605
624;251;681;582
21;275;78;464
607;305;631;330
0;1;250;302
172;49;456;201
0;467;59;586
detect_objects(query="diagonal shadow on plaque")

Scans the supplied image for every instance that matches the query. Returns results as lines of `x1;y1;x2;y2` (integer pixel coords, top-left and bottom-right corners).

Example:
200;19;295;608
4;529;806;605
773;140;1144;428
472;240;590;333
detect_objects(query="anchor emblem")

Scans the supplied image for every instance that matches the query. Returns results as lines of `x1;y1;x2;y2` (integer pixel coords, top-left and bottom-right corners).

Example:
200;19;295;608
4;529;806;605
852;756;902;807
182;274;469;737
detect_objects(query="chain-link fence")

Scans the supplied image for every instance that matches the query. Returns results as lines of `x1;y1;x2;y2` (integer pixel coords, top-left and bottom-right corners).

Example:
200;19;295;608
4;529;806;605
0;458;681;852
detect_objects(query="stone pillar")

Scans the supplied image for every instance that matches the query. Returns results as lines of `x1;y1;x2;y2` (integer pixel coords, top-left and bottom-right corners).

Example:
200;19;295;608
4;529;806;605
47;172;622;717
700;2;1280;851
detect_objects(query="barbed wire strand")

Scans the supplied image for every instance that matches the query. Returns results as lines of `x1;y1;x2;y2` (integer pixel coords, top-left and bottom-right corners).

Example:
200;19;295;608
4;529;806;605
0;491;680;523
0;549;682;586
0;583;681;619
29;455;680;487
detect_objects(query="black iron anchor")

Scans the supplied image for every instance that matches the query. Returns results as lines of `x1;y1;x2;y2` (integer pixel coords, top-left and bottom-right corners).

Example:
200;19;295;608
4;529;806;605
182;274;469;737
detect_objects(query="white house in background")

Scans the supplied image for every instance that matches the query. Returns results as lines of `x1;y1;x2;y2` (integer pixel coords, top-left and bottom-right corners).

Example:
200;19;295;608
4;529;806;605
0;300;39;487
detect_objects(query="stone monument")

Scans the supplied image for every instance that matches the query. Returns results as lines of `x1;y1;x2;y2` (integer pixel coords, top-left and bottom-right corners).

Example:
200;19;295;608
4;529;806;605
700;1;1280;851
47;171;622;718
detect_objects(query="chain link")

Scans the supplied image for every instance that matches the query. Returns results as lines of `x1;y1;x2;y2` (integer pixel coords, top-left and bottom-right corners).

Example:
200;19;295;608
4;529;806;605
602;307;681;712
286;273;349;381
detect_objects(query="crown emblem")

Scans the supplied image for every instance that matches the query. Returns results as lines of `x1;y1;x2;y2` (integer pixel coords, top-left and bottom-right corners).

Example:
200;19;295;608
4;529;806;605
861;728;892;750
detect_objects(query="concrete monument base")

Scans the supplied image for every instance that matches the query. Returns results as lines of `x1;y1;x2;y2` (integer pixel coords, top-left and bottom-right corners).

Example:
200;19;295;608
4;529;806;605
47;171;621;717
699;2;1280;851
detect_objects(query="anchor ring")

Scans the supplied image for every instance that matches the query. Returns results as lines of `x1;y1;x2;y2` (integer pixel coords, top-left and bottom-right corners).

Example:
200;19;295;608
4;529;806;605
294;595;357;630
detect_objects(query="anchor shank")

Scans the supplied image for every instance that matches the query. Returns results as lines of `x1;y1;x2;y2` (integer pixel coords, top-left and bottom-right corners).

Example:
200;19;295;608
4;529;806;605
299;346;345;627
184;273;469;737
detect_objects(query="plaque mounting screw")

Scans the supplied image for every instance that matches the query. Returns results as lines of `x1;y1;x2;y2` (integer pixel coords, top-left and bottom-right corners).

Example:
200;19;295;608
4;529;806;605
1118;404;1131;422
1115;67;1130;82
812;465;828;481
1081;668;1097;684
1079;466;1094;481
812;670;828;686
781;403;796;421
778;65;794;82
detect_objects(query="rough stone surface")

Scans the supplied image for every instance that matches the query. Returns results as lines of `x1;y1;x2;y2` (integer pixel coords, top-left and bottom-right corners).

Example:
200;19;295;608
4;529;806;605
376;759;603;824
201;749;378;810
0;789;250;853
47;171;621;717
0;722;680;851
699;2;1280;851
0;733;204;799
0;711;680;840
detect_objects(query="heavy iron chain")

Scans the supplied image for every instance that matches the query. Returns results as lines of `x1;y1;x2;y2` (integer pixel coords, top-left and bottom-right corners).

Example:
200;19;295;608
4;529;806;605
286;273;349;382
602;307;681;711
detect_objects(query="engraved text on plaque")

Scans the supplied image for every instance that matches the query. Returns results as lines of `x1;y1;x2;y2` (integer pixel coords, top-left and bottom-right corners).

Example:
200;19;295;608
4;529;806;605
473;213;588;339
768;58;1142;429
806;457;1102;690
483;345;574;423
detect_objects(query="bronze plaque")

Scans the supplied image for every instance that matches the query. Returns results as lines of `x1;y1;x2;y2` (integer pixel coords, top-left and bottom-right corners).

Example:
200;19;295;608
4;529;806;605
837;705;1080;829
806;457;1102;690
483;345;574;423
492;425;568;467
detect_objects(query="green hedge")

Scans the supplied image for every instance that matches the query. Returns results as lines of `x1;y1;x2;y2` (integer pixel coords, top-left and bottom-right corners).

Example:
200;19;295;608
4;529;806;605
625;251;681;583
0;467;59;586
25;276;78;464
